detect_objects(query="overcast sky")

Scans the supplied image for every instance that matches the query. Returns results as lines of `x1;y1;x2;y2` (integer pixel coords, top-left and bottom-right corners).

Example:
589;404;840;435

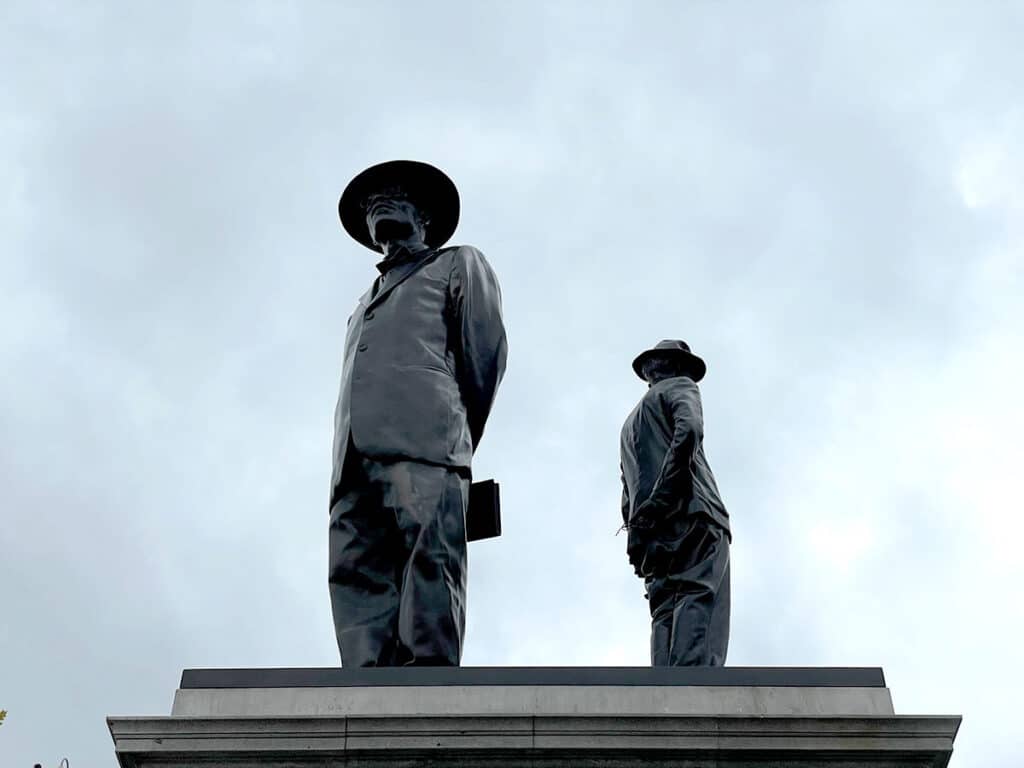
2;2;1022;766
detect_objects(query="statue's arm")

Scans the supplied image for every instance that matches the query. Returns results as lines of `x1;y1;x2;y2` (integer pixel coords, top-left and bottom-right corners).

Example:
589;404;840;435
639;382;702;515
450;246;509;449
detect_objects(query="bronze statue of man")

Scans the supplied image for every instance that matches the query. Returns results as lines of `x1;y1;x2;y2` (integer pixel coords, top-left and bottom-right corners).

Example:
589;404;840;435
329;160;507;666
620;340;731;666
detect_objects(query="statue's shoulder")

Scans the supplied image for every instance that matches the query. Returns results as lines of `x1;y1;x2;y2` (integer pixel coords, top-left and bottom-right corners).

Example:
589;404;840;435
442;244;487;262
638;383;666;411
652;376;700;403
441;245;499;281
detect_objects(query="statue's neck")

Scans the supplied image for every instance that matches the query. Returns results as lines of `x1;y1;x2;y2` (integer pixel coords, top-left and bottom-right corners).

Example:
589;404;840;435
380;237;427;260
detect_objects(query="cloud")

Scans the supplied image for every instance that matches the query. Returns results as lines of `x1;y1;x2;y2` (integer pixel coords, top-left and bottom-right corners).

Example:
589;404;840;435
1;2;1021;767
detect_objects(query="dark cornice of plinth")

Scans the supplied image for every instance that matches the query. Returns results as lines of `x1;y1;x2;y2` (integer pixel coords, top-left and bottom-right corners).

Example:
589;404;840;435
180;665;886;689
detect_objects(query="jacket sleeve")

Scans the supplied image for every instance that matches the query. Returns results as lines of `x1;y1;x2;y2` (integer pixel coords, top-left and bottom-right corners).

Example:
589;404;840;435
449;246;508;449
640;379;703;513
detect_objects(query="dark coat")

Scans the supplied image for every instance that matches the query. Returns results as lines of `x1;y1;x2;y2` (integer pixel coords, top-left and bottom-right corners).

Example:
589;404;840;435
620;376;729;576
330;245;507;507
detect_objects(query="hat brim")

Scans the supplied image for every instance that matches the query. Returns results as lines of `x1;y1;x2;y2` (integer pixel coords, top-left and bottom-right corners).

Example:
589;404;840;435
632;349;707;382
338;160;459;253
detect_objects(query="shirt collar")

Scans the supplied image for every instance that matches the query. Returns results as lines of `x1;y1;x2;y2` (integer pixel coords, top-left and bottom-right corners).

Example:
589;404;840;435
375;244;431;275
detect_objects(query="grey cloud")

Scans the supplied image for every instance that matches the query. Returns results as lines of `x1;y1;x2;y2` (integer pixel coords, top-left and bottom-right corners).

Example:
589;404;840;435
2;2;1022;766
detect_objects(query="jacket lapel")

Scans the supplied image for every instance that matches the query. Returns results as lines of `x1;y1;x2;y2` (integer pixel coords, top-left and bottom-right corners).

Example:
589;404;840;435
366;248;444;310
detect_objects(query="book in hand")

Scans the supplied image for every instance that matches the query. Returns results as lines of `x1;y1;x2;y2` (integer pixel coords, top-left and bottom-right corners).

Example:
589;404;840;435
467;479;501;542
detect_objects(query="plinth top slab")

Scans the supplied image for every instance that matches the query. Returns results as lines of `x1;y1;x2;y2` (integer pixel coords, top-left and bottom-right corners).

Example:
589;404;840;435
180;666;885;689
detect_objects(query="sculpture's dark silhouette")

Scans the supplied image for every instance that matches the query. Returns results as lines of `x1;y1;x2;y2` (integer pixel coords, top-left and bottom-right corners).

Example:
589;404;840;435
329;160;507;666
620;340;731;666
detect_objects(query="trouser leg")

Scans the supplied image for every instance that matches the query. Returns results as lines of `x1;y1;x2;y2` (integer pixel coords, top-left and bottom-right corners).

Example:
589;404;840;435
647;577;675;666
369;460;469;666
328;447;402;667
666;518;730;666
706;557;730;665
645;516;730;666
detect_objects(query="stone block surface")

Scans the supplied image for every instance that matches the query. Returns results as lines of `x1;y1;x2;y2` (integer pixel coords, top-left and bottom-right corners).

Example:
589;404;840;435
108;712;961;768
171;683;895;717
108;667;959;768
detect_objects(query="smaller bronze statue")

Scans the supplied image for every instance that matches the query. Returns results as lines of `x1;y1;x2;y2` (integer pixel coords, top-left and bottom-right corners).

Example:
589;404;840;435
620;340;731;666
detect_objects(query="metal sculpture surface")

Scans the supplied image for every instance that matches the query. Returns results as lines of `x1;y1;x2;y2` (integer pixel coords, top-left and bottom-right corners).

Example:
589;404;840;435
329;160;507;666
620;340;731;666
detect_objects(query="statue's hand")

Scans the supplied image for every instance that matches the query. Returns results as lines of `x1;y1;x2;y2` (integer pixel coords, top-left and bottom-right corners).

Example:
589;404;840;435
630;500;661;530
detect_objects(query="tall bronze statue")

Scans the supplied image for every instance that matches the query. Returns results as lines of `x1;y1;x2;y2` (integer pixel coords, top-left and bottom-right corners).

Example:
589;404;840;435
620;340;731;666
329;160;507;666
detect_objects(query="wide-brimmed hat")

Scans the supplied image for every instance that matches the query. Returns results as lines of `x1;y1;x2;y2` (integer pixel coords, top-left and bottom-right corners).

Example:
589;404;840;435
338;160;460;252
632;339;707;382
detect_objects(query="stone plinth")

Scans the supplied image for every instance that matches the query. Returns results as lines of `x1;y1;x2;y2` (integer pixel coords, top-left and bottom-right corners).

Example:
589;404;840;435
107;667;960;768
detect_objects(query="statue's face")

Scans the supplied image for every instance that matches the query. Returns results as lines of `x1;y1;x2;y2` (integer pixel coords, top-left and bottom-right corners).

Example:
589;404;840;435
363;186;426;246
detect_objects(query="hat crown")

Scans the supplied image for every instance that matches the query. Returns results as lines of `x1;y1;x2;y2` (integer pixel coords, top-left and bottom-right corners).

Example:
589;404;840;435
631;339;706;382
653;339;692;354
